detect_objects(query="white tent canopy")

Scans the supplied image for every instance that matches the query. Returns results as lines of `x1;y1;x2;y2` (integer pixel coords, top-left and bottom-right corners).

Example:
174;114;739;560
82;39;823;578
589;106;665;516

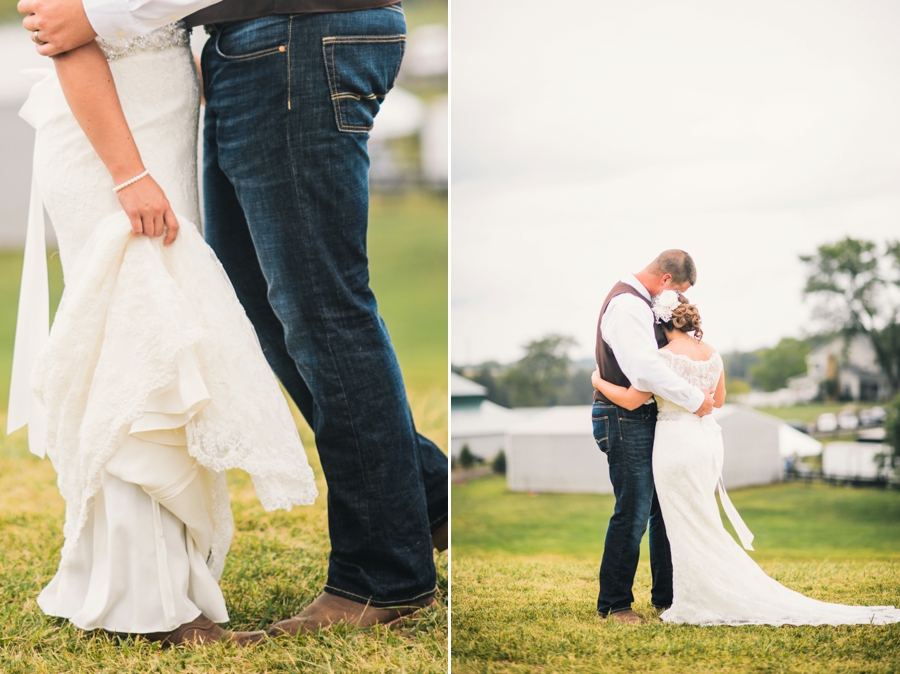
778;423;823;458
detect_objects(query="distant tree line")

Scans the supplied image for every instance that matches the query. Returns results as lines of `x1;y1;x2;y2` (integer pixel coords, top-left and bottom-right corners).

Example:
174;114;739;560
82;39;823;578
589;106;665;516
723;336;815;393
458;331;820;407
459;332;821;406
458;236;900;407
454;334;595;408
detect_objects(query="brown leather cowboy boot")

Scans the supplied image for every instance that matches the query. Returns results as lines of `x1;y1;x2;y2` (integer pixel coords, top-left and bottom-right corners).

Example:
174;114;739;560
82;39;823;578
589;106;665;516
143;614;267;647
267;592;436;636
601;609;646;624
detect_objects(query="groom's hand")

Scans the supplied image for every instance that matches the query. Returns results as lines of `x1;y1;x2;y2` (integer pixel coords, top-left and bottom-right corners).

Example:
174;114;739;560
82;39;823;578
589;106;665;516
20;0;97;57
694;390;715;417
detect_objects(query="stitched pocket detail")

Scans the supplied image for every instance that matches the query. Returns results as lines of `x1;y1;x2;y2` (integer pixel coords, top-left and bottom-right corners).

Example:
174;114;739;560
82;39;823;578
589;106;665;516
592;415;610;454
322;35;406;133
214;21;287;61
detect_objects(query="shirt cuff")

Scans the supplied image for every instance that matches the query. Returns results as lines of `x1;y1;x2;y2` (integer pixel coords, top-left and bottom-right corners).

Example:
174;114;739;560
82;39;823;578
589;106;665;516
686;387;706;414
83;0;145;40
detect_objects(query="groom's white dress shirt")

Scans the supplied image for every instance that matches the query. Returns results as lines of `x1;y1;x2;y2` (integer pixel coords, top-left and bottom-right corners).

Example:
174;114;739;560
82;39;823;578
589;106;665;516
83;0;223;40
601;275;705;413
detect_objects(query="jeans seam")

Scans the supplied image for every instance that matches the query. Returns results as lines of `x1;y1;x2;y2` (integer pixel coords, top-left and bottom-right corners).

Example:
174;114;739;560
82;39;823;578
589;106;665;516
283;72;376;570
324;584;436;606
286;17;293;110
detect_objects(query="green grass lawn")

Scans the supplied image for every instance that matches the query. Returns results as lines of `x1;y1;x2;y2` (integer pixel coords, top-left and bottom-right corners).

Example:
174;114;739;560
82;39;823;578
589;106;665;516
0;192;448;672
452;476;900;673
757;403;882;425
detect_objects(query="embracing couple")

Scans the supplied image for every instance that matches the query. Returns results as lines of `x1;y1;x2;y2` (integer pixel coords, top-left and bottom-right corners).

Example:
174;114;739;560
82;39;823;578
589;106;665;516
10;0;446;647
591;250;900;626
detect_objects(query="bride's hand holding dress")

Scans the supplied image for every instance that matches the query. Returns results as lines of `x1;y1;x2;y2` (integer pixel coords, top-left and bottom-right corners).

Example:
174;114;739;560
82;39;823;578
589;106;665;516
51;41;180;244
10;22;318;643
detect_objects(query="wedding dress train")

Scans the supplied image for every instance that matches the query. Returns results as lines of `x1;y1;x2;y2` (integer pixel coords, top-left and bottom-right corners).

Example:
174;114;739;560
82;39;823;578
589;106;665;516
653;350;900;626
9;23;317;633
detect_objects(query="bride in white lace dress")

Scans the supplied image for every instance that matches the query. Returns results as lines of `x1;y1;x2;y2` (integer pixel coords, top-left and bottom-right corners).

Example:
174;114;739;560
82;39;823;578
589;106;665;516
593;290;900;627
8;23;317;644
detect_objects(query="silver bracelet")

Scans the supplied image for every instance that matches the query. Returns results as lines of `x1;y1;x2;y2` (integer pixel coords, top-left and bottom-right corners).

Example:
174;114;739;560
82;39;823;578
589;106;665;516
113;170;150;193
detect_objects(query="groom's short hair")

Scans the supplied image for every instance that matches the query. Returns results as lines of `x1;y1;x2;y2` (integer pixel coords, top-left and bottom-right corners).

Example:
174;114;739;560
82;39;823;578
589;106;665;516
652;249;697;286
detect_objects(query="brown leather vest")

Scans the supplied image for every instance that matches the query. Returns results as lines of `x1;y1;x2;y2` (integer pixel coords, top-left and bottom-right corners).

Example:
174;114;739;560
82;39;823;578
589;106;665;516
185;0;400;28
594;281;667;403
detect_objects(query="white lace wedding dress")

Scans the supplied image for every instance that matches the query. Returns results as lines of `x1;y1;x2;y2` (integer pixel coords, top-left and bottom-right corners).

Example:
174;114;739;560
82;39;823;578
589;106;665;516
8;23;318;634
653;349;900;626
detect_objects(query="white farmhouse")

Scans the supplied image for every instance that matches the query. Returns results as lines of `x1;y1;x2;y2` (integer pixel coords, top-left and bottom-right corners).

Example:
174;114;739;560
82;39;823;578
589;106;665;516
788;334;891;402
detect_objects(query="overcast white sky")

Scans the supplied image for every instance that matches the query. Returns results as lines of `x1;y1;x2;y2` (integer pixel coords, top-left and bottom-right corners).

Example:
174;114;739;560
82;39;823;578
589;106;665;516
451;0;900;365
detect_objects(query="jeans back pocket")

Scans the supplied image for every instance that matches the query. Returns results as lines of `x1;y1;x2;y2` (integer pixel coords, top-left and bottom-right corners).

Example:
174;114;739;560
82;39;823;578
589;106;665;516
592;414;611;454
322;35;406;133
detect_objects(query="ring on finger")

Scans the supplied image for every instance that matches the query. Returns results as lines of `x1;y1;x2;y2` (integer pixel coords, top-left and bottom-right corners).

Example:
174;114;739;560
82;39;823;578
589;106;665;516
32;30;47;46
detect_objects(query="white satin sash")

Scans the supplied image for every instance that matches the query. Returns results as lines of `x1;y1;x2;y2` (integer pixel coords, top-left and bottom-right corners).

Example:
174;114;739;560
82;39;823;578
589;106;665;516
701;415;755;551
7;172;49;458
716;476;755;550
8;68;57;458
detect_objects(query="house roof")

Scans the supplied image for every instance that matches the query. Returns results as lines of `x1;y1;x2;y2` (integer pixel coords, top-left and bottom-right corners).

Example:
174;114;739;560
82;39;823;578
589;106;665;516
450;373;488;398
451;399;515;436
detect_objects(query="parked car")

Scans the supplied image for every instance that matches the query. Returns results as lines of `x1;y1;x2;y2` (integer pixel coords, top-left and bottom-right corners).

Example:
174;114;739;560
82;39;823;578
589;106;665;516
816;413;838;433
859;406;887;426
837;411;859;430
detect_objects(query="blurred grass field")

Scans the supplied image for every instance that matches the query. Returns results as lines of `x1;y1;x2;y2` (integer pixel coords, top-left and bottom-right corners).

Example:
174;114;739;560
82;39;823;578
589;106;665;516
0;192;448;673
452;475;900;673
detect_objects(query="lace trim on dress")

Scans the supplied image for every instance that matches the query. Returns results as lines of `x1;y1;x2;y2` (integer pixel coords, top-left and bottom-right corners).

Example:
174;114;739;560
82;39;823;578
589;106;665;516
655;350;724;419
97;22;190;62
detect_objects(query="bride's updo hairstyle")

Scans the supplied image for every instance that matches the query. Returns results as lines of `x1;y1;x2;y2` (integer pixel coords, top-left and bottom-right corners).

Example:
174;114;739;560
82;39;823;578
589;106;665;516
661;293;704;342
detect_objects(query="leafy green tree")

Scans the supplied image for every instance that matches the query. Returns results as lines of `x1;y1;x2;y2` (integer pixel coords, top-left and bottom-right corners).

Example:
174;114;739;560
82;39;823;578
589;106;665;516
800;237;900;396
500;334;578;407
722;351;761;382
725;378;752;395
459;444;475;469
492;450;507;475
465;361;510;407
749;337;811;392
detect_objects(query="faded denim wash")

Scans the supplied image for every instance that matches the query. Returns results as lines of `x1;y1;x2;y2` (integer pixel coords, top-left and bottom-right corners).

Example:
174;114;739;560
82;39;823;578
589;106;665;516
200;5;447;606
593;401;673;614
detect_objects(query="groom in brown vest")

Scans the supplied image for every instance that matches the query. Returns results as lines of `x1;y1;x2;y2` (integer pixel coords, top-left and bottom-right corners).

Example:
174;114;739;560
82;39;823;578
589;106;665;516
593;250;713;623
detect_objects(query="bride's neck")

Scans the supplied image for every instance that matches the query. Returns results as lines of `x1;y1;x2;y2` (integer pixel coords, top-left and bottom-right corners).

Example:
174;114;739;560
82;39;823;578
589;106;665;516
666;330;692;342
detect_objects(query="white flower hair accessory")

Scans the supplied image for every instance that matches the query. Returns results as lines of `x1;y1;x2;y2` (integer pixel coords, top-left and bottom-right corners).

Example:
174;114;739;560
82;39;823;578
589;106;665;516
652;289;681;323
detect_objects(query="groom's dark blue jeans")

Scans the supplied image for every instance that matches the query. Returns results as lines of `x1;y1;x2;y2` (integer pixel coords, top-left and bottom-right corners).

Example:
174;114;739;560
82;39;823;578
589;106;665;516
199;6;447;607
593;401;673;614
